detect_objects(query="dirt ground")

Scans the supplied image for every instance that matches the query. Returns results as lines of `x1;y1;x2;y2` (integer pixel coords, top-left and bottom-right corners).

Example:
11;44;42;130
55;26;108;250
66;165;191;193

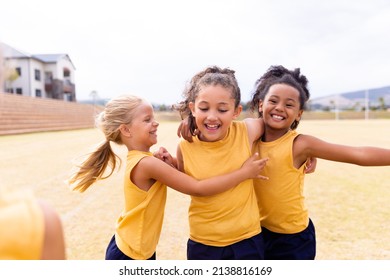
1;119;389;260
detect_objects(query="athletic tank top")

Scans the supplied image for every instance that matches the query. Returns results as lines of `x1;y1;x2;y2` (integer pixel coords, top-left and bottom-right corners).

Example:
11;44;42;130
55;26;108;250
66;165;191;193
115;150;167;259
180;121;260;246
253;130;308;233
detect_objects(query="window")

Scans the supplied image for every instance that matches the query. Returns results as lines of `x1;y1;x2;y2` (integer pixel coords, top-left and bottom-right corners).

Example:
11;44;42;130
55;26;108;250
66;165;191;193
63;68;70;78
16;67;21;76
16;88;22;94
35;69;41;81
45;71;53;83
35;89;42;97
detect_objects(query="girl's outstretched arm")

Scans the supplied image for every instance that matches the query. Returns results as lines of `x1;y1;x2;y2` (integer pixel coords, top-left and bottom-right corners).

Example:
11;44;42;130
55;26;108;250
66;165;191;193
178;117;264;145
294;134;390;167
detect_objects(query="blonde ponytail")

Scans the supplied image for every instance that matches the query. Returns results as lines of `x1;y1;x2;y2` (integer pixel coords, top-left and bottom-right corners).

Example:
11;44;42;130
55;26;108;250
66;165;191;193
68;95;143;192
69;140;121;192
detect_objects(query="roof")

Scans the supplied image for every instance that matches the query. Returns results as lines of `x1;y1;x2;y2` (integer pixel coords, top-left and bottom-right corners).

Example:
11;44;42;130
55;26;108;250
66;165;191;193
0;42;75;69
33;54;67;62
0;42;31;58
33;54;76;69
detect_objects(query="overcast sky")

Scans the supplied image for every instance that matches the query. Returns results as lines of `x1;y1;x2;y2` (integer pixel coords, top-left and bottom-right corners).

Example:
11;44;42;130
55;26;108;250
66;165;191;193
1;0;390;105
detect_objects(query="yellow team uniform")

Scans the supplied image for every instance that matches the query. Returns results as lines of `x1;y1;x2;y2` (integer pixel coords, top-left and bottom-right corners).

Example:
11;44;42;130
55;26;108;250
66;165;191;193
114;150;167;259
254;130;309;233
180;121;260;246
0;189;44;259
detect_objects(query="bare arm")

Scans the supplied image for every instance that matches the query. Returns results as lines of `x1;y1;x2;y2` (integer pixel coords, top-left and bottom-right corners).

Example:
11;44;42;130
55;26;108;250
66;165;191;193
133;153;268;196
294;134;390;167
243;118;264;149
178;117;264;145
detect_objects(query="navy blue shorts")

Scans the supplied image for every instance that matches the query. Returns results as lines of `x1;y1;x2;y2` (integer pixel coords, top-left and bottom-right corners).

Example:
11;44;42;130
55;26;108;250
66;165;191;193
105;235;156;260
187;232;264;260
262;219;316;260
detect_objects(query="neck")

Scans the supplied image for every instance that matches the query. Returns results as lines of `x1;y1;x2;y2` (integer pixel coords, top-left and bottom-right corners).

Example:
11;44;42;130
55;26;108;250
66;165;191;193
262;127;290;142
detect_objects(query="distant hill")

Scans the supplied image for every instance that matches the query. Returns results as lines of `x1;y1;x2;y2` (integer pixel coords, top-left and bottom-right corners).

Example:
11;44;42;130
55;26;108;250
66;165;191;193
310;85;390;110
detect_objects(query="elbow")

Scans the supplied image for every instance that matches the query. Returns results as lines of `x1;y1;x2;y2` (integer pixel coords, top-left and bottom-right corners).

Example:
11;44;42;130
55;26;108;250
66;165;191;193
191;191;205;197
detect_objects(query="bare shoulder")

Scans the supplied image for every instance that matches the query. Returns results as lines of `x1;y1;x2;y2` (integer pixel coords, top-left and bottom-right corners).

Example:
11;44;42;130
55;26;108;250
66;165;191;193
294;133;338;160
294;134;316;151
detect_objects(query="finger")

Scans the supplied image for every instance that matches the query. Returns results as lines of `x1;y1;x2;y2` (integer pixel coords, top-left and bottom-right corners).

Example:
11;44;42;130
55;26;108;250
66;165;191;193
256;175;269;180
254;158;268;165
186;131;193;142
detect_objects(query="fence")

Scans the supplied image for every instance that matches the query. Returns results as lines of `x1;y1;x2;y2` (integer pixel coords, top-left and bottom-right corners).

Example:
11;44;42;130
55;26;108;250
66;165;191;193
0;93;101;136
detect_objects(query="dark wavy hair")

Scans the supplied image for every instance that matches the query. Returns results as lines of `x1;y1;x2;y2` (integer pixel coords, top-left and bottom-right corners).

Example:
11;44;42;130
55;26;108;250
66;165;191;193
250;65;310;130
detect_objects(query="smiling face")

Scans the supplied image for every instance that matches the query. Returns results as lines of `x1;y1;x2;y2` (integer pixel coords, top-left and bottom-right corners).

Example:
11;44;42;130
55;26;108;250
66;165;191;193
259;83;303;137
189;84;241;142
126;101;159;151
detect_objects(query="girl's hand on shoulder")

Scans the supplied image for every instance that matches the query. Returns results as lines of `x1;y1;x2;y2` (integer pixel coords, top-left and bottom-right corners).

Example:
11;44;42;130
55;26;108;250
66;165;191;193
177;117;198;142
242;153;269;180
244;117;265;145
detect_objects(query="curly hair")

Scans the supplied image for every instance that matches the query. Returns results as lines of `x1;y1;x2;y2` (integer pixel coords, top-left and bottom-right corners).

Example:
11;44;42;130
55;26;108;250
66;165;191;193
250;65;310;130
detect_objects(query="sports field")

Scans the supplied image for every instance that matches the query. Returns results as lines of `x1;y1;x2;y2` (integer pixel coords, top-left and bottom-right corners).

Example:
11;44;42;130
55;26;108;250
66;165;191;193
0;118;389;260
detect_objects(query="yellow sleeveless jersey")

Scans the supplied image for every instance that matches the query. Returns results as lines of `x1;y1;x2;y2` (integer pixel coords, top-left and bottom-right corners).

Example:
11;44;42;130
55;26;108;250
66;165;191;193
180;121;260;246
0;189;44;259
115;150;167;259
253;130;309;234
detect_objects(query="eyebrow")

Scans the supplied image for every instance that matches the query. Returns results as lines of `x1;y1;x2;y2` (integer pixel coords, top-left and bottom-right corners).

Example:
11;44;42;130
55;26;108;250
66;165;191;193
269;95;298;103
197;100;231;106
286;98;298;103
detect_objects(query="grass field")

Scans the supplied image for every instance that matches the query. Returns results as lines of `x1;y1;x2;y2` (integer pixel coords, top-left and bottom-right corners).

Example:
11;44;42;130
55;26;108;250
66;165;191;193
0;118;389;260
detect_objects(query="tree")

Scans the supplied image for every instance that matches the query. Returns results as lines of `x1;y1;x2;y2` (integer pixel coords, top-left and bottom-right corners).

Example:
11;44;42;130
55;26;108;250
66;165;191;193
4;67;19;92
378;97;386;111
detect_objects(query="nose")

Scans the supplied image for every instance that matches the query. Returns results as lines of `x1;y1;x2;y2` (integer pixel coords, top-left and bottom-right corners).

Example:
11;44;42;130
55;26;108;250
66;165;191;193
206;110;218;121
153;120;159;127
275;102;284;111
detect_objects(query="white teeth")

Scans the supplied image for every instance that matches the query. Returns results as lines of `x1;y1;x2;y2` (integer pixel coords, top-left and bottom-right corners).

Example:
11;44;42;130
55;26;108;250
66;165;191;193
206;124;219;129
272;115;283;120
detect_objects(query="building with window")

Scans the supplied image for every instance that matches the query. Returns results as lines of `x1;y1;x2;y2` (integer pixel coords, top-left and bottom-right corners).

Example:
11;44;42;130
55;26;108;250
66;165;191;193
1;42;76;101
